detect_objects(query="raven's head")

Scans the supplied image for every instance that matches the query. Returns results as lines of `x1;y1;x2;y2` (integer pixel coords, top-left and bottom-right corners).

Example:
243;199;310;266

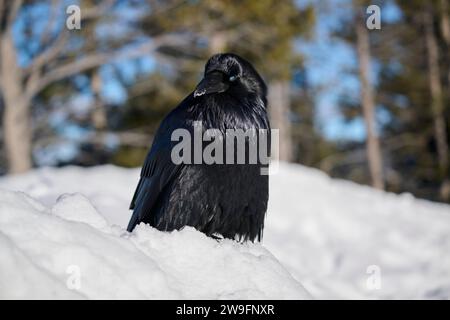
194;53;267;100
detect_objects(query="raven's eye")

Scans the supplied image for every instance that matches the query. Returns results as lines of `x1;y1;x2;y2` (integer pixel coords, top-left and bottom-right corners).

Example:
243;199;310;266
229;75;238;82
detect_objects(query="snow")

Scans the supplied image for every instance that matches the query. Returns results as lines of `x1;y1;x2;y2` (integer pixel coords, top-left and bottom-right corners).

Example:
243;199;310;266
0;173;308;300
1;163;449;299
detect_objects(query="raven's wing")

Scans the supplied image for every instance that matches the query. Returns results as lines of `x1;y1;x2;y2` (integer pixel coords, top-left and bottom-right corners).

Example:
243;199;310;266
127;104;189;232
127;152;181;232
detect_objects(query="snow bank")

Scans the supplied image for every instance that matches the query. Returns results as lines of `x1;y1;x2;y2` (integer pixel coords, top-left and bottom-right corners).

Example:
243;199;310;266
1;163;450;299
264;164;450;299
0;189;309;299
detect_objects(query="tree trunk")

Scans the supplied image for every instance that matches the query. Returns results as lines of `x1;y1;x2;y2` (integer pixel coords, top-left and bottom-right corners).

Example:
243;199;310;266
91;70;107;130
440;0;450;87
424;10;449;177
440;0;450;201
1;32;32;174
355;10;385;190
268;80;293;162
441;0;450;38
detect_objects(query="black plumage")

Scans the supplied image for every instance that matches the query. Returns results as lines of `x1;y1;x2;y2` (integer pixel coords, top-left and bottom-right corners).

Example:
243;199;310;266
127;53;270;242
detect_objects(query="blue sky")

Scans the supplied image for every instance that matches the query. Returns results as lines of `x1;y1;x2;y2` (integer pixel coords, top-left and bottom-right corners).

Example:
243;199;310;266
298;0;402;141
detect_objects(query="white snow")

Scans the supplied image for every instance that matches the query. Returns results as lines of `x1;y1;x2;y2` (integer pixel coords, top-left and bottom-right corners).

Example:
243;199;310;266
0;163;449;299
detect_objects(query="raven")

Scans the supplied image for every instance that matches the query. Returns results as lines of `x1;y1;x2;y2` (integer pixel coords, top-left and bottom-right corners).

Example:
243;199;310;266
127;53;270;242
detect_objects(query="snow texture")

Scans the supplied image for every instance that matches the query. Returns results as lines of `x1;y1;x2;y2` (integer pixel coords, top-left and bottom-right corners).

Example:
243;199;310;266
0;163;449;299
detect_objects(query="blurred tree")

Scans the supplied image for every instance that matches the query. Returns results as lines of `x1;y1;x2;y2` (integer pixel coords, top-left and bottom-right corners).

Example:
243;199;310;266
0;0;187;173
331;0;385;189
424;4;449;198
438;0;450;200
117;0;316;164
290;66;335;166
354;0;385;190
360;0;450;201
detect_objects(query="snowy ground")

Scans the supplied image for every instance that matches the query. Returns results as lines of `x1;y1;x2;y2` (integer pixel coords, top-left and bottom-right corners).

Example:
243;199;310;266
0;163;449;299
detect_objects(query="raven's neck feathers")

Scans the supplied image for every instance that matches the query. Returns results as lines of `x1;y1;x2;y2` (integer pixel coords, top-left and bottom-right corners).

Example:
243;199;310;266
185;93;268;133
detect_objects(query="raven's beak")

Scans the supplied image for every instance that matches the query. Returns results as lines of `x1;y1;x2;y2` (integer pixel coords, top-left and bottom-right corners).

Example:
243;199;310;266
194;71;229;97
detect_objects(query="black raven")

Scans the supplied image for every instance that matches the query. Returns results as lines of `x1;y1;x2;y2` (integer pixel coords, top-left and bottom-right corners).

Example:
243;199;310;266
127;53;270;242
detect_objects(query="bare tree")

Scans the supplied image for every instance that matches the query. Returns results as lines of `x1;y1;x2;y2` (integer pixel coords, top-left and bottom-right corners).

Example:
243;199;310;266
355;6;385;190
0;0;185;173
